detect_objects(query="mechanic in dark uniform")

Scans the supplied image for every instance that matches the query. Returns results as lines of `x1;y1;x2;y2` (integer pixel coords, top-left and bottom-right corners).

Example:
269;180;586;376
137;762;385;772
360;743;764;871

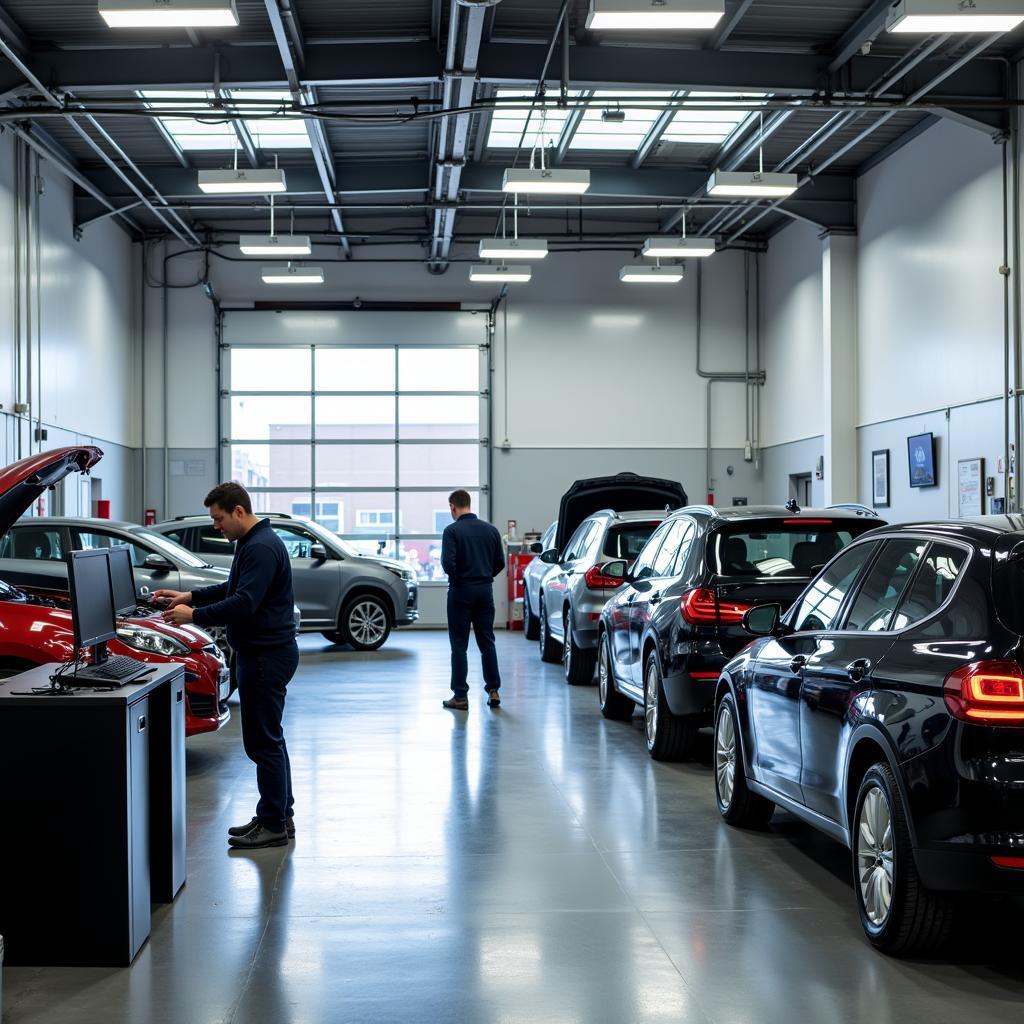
157;481;299;850
441;489;506;711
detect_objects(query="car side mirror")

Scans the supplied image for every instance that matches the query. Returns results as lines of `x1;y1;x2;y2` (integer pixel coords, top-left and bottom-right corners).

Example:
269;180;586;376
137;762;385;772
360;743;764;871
530;541;544;554
599;559;629;582
742;603;782;637
143;553;174;573
310;544;329;562
540;548;560;564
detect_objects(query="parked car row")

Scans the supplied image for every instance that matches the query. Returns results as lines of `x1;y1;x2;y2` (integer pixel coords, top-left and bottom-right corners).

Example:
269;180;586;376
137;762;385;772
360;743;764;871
522;485;1024;957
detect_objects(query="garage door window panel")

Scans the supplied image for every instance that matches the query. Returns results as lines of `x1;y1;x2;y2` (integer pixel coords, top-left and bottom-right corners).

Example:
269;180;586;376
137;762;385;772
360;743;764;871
398;348;478;392
231;348;311;392
315;348;396;391
399;444;479;488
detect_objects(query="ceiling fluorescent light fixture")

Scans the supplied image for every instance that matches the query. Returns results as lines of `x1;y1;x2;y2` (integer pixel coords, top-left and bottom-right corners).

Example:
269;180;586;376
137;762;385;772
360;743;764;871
886;0;1024;33
586;0;725;30
470;265;533;283
240;234;312;257
502;168;590;195
261;265;324;285
706;170;799;198
98;0;239;28
478;238;549;260
620;265;683;284
643;237;715;258
198;168;287;194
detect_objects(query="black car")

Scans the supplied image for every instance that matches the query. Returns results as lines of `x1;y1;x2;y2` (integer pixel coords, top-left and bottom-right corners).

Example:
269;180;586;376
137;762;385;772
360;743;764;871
597;505;882;760
714;518;1024;956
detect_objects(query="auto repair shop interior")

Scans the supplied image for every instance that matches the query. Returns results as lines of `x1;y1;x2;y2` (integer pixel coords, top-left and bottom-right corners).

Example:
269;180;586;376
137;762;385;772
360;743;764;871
1;1;1024;1022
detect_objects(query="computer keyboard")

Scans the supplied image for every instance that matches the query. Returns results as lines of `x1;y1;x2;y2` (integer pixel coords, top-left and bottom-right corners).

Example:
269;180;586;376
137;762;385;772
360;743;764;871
74;655;150;683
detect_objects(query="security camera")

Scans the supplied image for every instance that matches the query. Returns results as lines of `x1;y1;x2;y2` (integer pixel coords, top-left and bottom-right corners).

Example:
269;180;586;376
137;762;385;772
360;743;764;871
352;296;363;309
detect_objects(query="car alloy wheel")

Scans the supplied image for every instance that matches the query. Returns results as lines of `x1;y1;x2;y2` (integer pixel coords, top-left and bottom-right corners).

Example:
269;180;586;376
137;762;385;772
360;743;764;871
644;659;659;747
348;600;388;647
856;784;895;927
715;703;736;811
598;641;609;705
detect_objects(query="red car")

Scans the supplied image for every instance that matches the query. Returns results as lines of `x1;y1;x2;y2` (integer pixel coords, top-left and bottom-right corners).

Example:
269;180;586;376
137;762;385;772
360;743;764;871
0;447;230;737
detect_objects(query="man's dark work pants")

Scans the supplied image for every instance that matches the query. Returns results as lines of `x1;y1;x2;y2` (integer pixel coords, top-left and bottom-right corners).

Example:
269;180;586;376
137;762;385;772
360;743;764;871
236;640;299;832
448;582;501;698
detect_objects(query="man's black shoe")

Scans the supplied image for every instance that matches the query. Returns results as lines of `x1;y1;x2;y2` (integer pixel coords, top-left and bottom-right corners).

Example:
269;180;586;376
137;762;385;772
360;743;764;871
228;816;295;839
227;824;289;849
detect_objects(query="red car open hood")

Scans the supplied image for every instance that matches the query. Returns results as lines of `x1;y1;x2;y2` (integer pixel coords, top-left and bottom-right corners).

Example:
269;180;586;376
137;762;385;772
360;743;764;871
0;447;103;536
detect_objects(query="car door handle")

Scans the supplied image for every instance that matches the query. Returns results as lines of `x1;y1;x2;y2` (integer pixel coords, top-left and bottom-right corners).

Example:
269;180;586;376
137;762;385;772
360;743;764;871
789;655;807;673
846;658;872;682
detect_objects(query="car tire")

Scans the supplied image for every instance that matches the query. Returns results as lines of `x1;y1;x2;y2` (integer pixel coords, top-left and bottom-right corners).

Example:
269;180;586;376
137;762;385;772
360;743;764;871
340;594;392;652
538;595;561;663
523;591;540;641
852;763;955;957
643;650;697;761
598;633;633;720
714;693;774;827
563;611;596;685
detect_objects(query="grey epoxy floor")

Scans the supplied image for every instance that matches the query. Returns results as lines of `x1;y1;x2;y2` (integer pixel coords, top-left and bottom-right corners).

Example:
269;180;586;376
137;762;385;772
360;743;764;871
4;630;1024;1024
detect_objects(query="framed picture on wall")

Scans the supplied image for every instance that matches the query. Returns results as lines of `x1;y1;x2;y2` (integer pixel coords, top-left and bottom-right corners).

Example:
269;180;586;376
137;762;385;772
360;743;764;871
907;432;937;488
957;457;984;517
871;449;889;508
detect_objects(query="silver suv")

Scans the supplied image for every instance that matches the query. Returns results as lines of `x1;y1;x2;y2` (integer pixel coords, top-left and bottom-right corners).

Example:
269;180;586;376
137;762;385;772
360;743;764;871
538;509;672;684
0;517;237;651
152;513;419;651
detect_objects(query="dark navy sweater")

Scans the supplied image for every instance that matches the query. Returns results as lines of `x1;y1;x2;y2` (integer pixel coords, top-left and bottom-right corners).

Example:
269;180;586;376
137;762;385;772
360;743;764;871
192;518;296;651
441;513;505;584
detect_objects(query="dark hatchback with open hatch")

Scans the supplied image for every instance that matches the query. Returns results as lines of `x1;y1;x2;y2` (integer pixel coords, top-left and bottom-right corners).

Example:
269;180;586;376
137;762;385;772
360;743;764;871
714;517;1024;955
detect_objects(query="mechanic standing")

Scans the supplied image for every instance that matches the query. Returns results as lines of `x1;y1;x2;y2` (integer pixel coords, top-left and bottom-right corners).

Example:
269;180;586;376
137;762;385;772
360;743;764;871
441;489;506;711
157;481;299;850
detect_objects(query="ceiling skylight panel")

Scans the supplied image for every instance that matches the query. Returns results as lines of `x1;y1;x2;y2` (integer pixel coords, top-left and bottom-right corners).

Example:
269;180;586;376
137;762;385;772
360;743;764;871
486;90;576;149
662;91;766;144
141;89;238;150
569;91;674;151
235;90;312;150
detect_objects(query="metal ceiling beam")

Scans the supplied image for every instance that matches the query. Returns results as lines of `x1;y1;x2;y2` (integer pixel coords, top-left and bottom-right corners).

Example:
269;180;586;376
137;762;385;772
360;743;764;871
706;0;754;51
631;90;682;168
828;0;892;74
429;0;489;271
2;41;1004;99
0;2;29;60
263;0;350;255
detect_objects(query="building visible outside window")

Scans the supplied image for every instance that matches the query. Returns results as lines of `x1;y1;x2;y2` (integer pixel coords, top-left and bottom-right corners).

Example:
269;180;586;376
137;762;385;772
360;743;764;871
226;345;484;581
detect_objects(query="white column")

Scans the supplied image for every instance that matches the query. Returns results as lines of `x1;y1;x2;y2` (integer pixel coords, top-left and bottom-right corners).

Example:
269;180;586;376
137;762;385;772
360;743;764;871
821;231;858;504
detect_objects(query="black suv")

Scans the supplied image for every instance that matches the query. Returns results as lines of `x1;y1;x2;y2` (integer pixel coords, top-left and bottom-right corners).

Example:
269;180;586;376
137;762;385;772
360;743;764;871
714;518;1024;956
597;506;882;760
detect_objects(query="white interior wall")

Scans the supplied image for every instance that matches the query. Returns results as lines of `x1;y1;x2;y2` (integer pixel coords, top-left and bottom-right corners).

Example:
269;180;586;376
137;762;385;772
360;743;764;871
759;119;1008;521
0;130;141;517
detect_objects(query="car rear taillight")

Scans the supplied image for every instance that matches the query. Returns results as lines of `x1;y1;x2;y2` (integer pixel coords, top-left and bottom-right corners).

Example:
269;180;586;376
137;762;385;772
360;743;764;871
992;856;1024;869
943;661;1024;724
679;588;752;626
584;565;624;589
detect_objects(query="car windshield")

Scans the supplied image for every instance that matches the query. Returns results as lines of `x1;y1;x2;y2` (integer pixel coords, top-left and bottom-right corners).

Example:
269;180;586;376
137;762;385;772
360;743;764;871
290;517;358;557
708;521;876;578
604;522;661;561
128;527;211;569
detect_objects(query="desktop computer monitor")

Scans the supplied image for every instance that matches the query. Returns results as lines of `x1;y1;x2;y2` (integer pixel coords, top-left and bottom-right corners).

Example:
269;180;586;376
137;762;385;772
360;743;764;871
108;546;138;616
68;549;118;655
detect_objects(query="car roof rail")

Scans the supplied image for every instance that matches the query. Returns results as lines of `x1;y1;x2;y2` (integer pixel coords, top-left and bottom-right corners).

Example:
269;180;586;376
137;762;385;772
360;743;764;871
679;504;716;516
826;503;880;518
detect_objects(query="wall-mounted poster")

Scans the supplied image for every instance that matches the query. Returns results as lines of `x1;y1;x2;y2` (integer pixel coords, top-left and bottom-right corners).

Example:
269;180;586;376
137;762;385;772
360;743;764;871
872;449;889;508
957;457;984;517
907;432;936;488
